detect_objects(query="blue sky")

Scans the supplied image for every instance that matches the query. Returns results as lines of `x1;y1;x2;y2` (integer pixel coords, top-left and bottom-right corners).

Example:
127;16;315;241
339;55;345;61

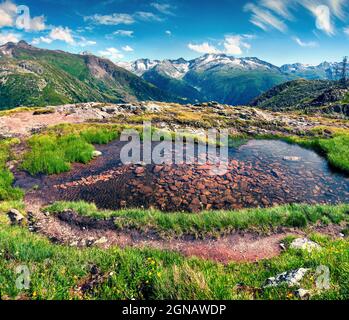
0;0;349;65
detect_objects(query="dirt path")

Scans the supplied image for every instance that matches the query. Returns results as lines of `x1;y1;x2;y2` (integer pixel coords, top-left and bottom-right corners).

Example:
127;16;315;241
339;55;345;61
29;210;344;264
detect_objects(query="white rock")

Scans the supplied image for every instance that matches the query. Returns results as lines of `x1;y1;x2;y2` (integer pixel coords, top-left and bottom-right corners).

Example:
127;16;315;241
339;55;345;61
92;150;102;158
290;238;322;252
264;268;310;288
295;288;311;299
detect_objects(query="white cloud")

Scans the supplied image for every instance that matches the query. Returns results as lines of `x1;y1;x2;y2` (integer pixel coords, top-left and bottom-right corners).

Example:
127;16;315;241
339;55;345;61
85;11;162;25
0;31;20;44
0;0;17;28
0;1;46;31
223;35;251;55
165;30;172;36
27;15;46;32
76;36;97;47
327;0;347;20
188;35;253;56
150;3;175;15
134;11;163;22
85;13;135;25
98;47;124;61
244;3;287;32
260;0;293;19
32;36;52;45
301;2;334;35
343;26;349;35
49;26;75;44
188;42;220;54
113;30;134;37
122;45;134;52
293;36;318;47
246;0;347;36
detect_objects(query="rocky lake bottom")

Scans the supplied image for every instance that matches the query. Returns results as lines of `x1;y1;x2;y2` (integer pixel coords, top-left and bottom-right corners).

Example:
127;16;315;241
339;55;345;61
16;140;349;213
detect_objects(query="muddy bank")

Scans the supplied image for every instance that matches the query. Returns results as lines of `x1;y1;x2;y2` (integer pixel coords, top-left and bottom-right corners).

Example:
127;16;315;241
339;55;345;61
16;139;349;213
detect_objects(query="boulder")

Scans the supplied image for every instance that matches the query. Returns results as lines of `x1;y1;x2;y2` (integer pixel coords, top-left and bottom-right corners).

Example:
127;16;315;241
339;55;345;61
290;238;322;252
264;268;310;288
7;209;25;225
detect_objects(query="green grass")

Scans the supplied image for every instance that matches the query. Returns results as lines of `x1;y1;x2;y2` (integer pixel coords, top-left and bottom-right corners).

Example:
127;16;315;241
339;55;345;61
21;127;119;175
0;140;24;201
80;128;119;144
47;202;349;238
0;201;348;300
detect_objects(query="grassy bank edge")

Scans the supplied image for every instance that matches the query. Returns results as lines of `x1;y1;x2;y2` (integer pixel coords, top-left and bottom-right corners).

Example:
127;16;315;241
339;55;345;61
47;201;349;238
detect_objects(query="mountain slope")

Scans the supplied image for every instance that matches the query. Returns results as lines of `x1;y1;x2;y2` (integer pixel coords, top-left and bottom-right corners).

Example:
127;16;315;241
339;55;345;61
0;41;175;110
250;79;349;117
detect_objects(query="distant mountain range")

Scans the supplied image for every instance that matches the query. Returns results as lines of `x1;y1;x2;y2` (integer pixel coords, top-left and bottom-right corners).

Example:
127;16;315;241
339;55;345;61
0;41;176;110
117;54;341;105
0;41;344;110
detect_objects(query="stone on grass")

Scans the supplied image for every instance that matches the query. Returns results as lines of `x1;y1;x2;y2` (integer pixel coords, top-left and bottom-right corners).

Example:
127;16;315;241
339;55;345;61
290;238;321;252
295;288;311;300
264;268;310;288
92;151;102;158
7;209;25;225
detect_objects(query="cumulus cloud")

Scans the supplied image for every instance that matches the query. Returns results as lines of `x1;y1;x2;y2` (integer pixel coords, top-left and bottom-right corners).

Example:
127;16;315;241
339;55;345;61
113;30;134;37
188;42;220;54
99;47;124;61
293;36;318;47
0;31;20;44
122;45;134;52
150;3;175;15
244;3;287;32
76;36;97;47
0;0;17;28
31;36;52;45
223;35;251;55
165;30;172;36
0;0;46;31
188;35;253;55
49;26;75;44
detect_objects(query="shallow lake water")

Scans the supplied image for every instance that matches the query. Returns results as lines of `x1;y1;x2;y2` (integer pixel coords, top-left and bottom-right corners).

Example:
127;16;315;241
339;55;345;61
17;139;349;212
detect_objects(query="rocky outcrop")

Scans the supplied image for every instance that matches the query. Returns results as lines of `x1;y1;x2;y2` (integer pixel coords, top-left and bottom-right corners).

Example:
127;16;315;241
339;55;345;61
264;268;310;288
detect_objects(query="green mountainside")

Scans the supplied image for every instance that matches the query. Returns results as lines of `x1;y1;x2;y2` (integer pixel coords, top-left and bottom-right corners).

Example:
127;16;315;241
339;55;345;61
0;41;176;110
250;79;349;117
183;68;295;105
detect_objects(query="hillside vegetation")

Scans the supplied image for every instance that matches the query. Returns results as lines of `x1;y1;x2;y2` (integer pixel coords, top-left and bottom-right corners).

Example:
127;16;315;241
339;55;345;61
250;79;349;117
0;41;176;110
